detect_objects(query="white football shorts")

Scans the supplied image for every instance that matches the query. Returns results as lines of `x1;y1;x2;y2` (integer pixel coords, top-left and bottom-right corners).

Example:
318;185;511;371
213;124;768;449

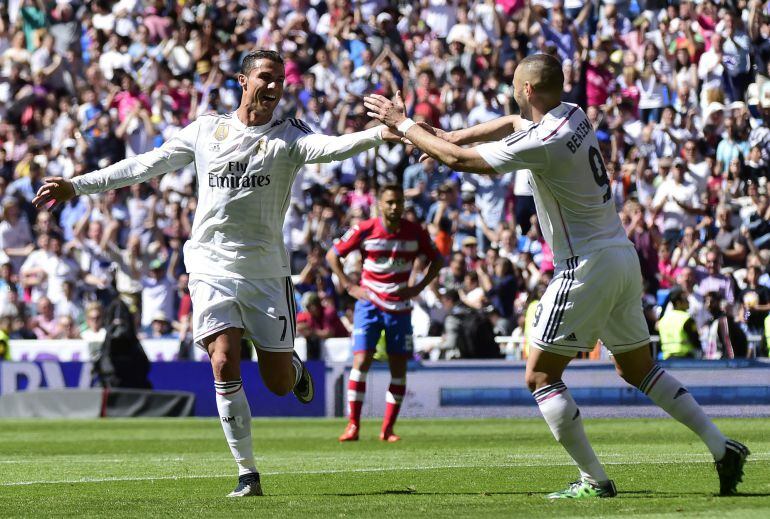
529;245;650;357
189;274;296;352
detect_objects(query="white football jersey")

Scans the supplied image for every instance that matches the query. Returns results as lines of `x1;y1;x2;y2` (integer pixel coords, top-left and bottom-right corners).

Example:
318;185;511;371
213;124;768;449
72;112;384;279
476;102;630;263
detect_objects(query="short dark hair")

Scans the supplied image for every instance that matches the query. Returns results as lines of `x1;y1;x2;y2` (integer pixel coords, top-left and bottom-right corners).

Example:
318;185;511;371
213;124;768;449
241;50;284;75
519;53;564;97
378;184;403;198
441;288;460;303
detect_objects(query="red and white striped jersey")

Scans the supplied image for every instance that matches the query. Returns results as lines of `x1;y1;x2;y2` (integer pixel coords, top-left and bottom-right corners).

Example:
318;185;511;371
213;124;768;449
333;217;440;313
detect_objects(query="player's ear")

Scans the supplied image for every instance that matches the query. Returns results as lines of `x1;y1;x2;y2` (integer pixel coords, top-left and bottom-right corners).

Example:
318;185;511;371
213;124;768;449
238;73;247;90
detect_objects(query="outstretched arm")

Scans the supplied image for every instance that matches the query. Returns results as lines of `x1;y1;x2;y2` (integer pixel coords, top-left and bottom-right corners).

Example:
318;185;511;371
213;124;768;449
290;123;401;164
33;121;198;208
445;115;526;145
363;93;494;173
365;93;547;175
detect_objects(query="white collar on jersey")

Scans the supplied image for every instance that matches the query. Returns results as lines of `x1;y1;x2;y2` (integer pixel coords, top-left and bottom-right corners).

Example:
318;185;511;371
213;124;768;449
230;111;276;132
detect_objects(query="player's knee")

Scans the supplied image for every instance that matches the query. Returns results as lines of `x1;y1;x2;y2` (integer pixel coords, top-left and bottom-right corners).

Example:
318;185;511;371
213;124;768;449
209;351;233;378
353;352;374;371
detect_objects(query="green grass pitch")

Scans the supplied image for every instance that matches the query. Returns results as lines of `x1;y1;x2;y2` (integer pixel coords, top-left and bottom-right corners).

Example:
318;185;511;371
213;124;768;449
1;418;768;518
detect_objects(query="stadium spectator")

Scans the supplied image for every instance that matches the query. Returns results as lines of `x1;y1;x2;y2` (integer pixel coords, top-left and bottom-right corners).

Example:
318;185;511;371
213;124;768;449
652;156;703;246
738;265;770;354
296;291;348;359
147;311;177;340
695;249;735;304
477;256;519;319
140;258;176;332
0;324;8;360
56;314;81;339
20;231;79;305
81;302;106;360
712;204;747;269
30;296;60;340
54;279;81;323
623;199;661;292
704;291;748;359
0;198;33;273
658;286;701;360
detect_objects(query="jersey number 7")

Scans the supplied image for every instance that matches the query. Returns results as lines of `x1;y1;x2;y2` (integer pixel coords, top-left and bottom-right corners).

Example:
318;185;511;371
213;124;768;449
588;146;611;204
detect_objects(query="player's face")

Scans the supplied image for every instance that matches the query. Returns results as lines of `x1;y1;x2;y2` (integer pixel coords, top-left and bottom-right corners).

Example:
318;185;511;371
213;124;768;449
239;59;285;119
512;69;532;120
379;189;404;226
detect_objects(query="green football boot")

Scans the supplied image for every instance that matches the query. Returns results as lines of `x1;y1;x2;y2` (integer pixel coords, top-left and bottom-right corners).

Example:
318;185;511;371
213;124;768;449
547;479;617;499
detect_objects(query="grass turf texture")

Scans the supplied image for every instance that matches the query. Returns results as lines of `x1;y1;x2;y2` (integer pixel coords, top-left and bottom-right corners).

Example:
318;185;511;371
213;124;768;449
1;418;768;518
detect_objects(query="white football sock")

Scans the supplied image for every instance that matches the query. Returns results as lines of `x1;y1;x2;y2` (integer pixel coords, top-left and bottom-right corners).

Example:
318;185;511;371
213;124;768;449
215;379;257;476
534;381;609;485
639;365;727;460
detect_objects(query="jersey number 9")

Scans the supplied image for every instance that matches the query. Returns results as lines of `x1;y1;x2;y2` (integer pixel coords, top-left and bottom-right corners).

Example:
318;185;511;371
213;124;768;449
589;146;611;204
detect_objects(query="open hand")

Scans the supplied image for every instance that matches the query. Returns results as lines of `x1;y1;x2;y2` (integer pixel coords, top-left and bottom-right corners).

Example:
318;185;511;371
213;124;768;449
364;91;407;128
32;177;76;210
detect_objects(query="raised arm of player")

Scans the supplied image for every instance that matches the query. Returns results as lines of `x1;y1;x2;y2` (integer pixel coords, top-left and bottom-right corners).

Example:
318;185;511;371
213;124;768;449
289;123;401;165
33;121;199;209
442;115;526;145
365;92;546;175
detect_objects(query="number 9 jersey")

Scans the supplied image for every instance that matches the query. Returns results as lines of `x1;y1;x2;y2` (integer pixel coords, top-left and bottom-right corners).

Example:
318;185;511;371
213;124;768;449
475;103;630;264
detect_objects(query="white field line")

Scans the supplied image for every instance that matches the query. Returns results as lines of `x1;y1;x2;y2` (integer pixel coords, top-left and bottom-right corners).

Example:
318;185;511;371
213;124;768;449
0;451;755;465
1;456;767;487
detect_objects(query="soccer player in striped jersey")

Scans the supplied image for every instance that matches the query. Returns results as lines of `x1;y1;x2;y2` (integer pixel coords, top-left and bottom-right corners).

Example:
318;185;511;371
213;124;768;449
32;50;401;497
364;54;749;498
326;184;443;442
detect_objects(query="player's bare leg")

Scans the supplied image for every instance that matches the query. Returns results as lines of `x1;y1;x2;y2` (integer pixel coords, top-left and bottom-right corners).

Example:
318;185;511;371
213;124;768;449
254;345;314;403
206;328;262;497
381;353;408;442
613;345;749;495
526;347;616;498
340;351;375;441
254;349;297;396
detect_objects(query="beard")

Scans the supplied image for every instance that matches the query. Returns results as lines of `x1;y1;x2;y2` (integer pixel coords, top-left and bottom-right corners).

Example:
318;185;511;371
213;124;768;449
517;101;532;120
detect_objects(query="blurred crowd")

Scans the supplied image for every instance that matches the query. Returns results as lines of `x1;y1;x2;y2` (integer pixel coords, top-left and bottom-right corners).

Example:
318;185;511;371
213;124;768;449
0;0;769;360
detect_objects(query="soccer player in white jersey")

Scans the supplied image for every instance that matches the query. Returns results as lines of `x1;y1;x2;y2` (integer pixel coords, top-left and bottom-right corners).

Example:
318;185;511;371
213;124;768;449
32;50;400;497
364;54;749;498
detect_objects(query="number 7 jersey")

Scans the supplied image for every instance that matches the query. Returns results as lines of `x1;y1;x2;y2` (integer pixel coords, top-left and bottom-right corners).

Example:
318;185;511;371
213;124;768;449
476;102;630;263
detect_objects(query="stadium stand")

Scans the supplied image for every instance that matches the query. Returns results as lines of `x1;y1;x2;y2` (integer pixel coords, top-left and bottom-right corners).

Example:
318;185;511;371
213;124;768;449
1;0;769;361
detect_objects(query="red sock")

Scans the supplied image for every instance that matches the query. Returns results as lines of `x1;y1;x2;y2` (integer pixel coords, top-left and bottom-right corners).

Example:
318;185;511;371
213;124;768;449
347;369;366;426
382;378;406;433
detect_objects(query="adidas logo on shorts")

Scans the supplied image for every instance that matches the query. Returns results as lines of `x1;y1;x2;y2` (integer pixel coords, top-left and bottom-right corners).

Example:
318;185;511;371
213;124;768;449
565;333;578;341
